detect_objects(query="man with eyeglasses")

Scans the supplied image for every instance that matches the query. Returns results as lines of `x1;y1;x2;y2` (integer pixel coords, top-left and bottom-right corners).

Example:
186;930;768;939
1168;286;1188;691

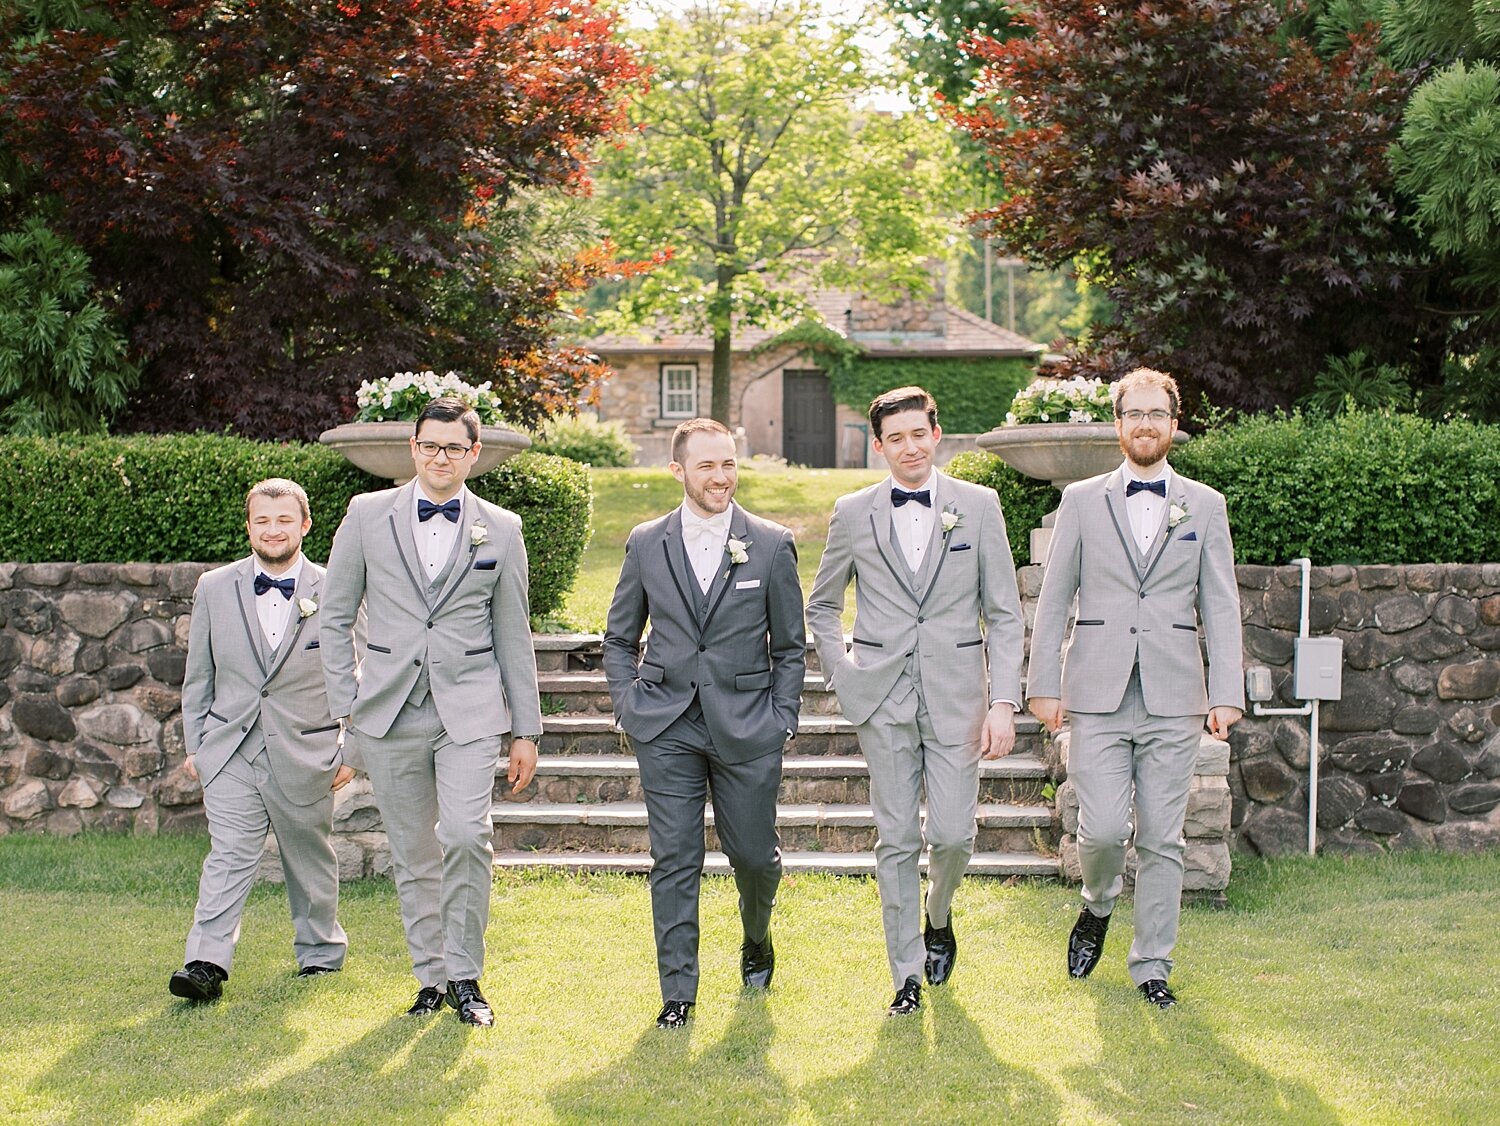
1027;367;1244;1009
321;395;542;1026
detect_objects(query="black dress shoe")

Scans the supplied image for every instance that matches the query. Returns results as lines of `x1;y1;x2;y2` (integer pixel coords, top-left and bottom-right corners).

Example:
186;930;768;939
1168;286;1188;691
169;961;227;1002
886;975;922;1017
446;979;494;1027
297;965;339;978
1139;979;1178;1009
923;918;957;986
741;932;775;990
406;985;446;1016
655;1000;695;1029
1067;907;1111;979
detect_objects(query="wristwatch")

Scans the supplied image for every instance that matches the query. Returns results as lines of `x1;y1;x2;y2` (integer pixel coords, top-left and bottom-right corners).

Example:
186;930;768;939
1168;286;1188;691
512;733;542;742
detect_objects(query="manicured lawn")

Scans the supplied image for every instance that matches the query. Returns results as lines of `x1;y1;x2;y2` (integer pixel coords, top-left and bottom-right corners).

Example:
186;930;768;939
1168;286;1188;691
1;834;1496;1124
564;464;886;632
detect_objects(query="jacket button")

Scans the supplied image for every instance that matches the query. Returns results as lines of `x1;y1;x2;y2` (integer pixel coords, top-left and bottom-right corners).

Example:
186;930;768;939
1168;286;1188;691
1129;627;1137;634
917;616;925;623
1139;592;1147;599
690;681;696;688
414;659;422;666
261;690;269;698
241;725;248;732
698;645;706;652
427;621;434;628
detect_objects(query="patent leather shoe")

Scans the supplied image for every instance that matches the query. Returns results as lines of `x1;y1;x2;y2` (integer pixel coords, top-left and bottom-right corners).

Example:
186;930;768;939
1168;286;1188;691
446;979;494;1027
297;965;339;977
655;1000;694;1029
923;918;957;985
169;960;227;1003
1067;907;1111;979
886;975;922;1017
1139;979;1178;1009
741;932;775;990
406;985;446;1016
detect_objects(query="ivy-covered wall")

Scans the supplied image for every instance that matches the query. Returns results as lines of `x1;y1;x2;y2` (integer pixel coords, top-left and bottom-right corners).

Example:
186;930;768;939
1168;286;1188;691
829;356;1037;433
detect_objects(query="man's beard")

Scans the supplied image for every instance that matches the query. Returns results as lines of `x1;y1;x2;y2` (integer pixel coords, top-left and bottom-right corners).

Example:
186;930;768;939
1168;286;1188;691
1119;431;1171;468
685;479;733;514
254;543;298;568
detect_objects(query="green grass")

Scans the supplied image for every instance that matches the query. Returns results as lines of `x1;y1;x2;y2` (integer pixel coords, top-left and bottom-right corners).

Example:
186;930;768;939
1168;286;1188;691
2;835;1496;1124
564;464;885;632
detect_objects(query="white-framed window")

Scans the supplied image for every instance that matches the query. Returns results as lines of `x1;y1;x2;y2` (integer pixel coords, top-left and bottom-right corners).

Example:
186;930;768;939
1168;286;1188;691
660;363;699;418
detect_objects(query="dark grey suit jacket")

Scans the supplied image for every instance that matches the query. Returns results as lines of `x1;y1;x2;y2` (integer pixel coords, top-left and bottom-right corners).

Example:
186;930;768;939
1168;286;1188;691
603;503;805;763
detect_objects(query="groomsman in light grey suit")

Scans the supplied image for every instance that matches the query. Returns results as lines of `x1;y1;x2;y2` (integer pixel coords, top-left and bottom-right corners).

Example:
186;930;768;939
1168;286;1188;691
808;386;1025;1017
1028;367;1243;1009
604;418;805;1030
171;478;353;1003
321;396;542;1027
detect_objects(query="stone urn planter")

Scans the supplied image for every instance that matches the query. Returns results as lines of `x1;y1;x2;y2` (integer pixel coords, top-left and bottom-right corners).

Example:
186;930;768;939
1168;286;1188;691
319;421;531;485
977;422;1189;563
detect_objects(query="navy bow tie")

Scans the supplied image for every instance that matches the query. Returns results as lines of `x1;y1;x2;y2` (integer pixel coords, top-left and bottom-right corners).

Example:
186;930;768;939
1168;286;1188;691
418;498;461;523
254;573;295;599
1126;479;1166;498
892;488;932;508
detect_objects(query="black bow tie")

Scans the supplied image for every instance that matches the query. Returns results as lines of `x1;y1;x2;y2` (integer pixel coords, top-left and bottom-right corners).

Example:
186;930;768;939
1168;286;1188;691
891;488;931;508
418;498;461;523
1126;479;1166;498
254;573;295;599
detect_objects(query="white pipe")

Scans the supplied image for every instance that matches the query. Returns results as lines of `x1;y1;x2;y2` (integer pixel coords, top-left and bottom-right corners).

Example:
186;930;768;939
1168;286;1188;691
1308;699;1321;856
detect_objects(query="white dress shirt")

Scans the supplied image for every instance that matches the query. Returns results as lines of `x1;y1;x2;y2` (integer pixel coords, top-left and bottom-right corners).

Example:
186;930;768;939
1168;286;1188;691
889;468;938;573
412;485;468;580
1122;462;1173;555
254;554;305;651
681;503;732;594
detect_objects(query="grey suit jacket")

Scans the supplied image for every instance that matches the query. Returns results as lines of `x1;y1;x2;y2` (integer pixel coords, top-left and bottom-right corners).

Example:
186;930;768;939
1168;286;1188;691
603;503;805;764
181;557;343;807
806;472;1025;747
1027;466;1245;716
319;481;543;744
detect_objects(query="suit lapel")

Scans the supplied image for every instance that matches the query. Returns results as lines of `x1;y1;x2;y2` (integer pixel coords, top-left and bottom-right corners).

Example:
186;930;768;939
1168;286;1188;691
700;506;747;636
1139;477;1188;588
263;568;315;686
428;489;476;618
914;479;956;611
232;558;269;678
1103;471;1148;581
868;483;919;604
661;509;701;628
386;481;429;605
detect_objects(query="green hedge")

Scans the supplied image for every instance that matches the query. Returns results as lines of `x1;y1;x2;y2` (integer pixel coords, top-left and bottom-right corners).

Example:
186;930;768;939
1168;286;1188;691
944;450;1059;562
831;356;1037;434
530;415;636;467
1173;412;1500;565
0;435;590;617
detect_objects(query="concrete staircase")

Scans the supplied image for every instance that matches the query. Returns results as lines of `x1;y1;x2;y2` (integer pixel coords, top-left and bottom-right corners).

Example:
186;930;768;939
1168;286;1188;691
495;635;1062;878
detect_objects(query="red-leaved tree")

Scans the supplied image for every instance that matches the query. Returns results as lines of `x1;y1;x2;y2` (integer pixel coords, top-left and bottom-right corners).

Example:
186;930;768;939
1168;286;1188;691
956;0;1425;414
0;0;644;437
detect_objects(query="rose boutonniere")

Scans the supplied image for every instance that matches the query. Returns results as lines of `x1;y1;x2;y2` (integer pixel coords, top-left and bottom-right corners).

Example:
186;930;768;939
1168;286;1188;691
940;507;961;536
470;521;488;548
725;537;750;566
297;597;318;619
1168;502;1190;529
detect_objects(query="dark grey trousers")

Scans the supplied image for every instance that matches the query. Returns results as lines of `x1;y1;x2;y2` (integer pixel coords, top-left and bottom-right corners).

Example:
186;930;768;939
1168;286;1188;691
633;705;783;1003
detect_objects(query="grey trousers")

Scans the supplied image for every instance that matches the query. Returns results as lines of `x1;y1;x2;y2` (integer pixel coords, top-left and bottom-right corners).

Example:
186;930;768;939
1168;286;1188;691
633;706;783;1004
185;744;347;974
856;672;980;989
355;697;501;988
1068;668;1204;984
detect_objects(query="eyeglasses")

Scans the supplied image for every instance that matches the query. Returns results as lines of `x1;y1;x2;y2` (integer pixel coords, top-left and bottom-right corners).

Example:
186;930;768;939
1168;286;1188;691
415;440;474;460
1118;409;1174;423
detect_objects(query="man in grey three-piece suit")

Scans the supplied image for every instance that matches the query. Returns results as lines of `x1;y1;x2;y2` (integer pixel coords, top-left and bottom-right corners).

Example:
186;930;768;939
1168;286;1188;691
1028;367;1244;1009
321;396;542;1027
807;386;1025;1017
170;478;353;1003
604;418;805;1030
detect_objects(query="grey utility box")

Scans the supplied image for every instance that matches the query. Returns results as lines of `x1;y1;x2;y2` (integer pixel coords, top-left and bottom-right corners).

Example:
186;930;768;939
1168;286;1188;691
1293;637;1344;700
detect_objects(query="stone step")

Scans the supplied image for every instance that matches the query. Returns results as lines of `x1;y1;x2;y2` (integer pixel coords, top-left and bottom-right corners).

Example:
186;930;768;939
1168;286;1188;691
506;753;1051;807
495;850;1062;879
491;800;1056;855
539;713;1047;759
538;671;846;716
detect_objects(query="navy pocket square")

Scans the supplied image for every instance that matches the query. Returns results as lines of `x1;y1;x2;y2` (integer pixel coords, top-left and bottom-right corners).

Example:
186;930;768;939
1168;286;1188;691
1180;531;1198;542
303;639;320;650
473;559;497;570
949;543;972;552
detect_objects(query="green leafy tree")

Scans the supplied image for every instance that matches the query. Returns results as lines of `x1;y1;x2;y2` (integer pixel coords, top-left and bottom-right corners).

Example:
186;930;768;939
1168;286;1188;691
0;218;137;434
594;0;962;423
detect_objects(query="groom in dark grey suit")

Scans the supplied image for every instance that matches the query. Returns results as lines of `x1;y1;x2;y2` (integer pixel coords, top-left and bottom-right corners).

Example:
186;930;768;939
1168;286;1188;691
604;418;805;1030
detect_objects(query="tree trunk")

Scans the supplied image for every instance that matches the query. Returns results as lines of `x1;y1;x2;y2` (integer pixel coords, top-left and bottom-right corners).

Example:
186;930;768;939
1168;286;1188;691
710;267;735;424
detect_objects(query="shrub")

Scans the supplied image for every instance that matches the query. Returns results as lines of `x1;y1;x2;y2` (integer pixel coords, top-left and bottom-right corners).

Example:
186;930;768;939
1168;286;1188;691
1173;411;1500;565
531;415;636;467
944;450;1059;563
832;356;1037;433
0;435;591;616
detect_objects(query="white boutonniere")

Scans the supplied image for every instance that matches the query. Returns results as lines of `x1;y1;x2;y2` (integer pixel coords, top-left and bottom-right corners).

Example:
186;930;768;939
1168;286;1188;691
725;537;750;566
940;506;961;535
1168;502;1190;529
297;597;318;619
470;521;488;547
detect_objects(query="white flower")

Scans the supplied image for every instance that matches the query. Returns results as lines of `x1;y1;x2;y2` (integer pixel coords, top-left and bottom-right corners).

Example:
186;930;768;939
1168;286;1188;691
726;538;749;565
471;521;489;547
297;597;317;619
1168;503;1190;528
940;509;961;534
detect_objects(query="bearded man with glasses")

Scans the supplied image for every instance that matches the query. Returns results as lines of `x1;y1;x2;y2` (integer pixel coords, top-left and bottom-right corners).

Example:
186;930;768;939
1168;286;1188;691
321;395;542;1027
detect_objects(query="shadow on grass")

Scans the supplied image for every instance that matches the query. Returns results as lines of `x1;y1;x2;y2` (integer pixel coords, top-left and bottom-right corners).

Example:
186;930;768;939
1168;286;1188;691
549;990;793;1122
